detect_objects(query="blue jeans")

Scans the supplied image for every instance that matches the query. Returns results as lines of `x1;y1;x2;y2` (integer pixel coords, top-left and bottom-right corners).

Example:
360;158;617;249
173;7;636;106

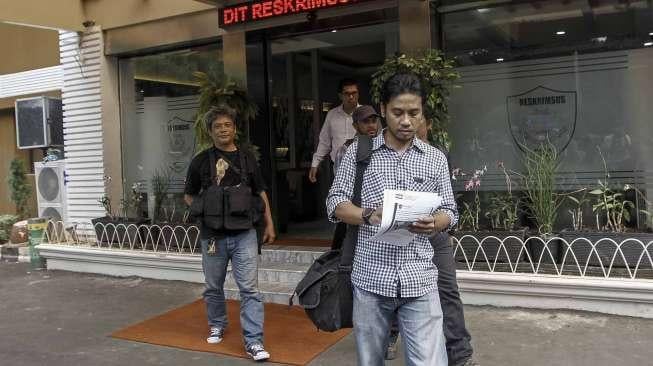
200;229;264;347
390;233;474;365
353;286;448;366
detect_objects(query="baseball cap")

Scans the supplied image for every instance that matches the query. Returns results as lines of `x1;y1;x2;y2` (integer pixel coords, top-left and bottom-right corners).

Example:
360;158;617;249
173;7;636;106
352;105;380;123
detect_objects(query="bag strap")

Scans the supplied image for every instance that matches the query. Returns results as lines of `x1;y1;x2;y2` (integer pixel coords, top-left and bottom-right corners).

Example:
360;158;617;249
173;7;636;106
340;135;373;268
213;148;249;184
209;148;218;184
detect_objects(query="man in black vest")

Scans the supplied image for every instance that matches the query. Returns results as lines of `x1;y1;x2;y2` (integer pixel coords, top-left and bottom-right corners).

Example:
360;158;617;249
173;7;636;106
184;105;275;362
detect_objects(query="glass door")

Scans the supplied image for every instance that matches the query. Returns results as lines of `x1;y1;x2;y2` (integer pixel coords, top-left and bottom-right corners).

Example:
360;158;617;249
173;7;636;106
266;22;398;243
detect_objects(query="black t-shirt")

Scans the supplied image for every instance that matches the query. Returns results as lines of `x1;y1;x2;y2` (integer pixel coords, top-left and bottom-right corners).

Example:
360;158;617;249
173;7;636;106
185;146;267;238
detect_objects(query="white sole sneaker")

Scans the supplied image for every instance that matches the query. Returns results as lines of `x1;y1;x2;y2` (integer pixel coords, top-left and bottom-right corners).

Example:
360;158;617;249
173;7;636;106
247;350;270;361
206;336;223;344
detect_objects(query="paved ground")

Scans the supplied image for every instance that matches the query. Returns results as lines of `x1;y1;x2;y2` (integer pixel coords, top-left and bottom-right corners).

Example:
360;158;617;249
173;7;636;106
1;261;652;366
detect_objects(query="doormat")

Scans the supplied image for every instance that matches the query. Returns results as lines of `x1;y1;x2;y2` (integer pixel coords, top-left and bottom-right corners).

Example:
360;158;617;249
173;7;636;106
111;299;350;365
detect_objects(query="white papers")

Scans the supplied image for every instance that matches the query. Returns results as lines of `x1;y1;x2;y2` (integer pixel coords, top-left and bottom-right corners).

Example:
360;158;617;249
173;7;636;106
369;189;442;246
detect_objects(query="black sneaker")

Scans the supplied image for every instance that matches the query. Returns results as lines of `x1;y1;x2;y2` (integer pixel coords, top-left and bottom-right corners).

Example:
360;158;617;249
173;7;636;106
206;327;224;344
384;330;400;360
246;343;271;362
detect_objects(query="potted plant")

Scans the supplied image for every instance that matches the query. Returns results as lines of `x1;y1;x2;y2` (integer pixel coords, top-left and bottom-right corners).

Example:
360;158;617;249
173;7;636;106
193;70;259;156
0;215;20;244
143;169;170;247
371;49;460;152
92;181;150;246
513;141;565;265
452;163;527;265
559;148;653;269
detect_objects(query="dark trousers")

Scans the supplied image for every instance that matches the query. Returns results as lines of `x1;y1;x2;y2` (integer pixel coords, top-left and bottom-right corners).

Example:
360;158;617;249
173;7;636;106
390;232;473;365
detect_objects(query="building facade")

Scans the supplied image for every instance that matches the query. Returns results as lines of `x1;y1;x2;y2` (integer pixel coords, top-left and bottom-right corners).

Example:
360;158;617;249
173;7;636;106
3;0;653;317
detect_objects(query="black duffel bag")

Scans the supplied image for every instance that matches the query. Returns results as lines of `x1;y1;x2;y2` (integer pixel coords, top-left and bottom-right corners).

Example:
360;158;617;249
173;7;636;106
290;135;371;332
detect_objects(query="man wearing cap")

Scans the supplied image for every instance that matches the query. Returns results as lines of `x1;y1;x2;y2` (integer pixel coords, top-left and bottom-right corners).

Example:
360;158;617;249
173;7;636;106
333;105;381;172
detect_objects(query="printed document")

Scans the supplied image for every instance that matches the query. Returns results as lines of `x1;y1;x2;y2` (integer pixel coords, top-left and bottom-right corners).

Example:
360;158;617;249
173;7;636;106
369;189;442;246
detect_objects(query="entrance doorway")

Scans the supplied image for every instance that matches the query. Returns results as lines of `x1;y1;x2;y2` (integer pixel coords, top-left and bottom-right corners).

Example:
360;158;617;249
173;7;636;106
265;22;398;243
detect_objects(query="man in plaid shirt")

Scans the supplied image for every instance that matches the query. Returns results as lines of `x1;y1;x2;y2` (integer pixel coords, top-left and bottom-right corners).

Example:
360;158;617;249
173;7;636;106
327;73;457;365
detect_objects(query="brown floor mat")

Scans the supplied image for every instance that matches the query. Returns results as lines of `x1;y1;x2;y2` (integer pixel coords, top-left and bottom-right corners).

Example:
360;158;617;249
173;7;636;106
111;299;350;365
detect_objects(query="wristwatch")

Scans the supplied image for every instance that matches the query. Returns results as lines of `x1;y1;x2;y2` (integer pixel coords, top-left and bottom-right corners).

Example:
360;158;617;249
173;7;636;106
361;207;374;225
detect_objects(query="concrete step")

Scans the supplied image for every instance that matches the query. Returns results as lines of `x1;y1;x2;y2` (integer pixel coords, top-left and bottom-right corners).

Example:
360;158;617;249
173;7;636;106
259;245;326;265
258;261;311;283
224;280;295;305
225;261;310;284
223;245;327;304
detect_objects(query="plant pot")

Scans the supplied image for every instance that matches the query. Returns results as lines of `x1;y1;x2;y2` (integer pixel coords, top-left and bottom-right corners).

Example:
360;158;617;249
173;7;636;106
525;233;562;265
452;229;527;264
151;222;200;252
91;216;150;247
559;231;653;268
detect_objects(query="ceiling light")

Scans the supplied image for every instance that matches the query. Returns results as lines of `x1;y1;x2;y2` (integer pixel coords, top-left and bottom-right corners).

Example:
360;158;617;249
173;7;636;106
556;31;566;36
649;32;653;36
331;29;337;33
644;42;653;47
477;8;490;13
496;58;504;62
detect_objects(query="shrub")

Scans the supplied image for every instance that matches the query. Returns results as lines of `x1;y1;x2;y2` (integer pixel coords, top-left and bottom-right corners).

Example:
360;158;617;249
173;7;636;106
0;215;20;243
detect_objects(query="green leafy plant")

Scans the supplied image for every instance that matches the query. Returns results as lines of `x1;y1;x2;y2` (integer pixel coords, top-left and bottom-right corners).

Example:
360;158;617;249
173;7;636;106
484;161;521;231
485;193;520;231
98;194;114;219
515;141;562;235
457;202;477;232
7;158;31;219
566;190;589;231
452;166;486;231
120;182;145;219
0;215;20;243
151;168;170;222
193;70;258;153
587;146;648;232
589;182;634;232
370;49;460;151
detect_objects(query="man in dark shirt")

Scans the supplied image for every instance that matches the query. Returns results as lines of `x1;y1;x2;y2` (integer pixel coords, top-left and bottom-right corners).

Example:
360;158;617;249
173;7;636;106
184;105;275;362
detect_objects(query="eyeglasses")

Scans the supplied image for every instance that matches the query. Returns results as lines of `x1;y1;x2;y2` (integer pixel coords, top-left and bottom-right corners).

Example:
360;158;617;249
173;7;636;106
341;91;359;98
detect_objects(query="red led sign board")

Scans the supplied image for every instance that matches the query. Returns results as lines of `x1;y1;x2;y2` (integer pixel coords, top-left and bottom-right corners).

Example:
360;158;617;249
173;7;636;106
219;0;374;27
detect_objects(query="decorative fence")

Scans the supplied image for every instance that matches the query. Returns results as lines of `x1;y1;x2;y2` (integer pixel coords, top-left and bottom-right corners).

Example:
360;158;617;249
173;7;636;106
41;221;653;279
43;220;201;255
451;234;653;280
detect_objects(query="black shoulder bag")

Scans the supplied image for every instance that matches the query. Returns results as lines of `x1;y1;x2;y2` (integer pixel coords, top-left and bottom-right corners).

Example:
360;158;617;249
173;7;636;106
290;135;373;332
191;149;225;230
190;148;263;231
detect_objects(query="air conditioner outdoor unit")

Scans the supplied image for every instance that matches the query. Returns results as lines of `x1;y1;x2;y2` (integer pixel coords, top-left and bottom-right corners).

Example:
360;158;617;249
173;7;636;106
34;161;67;223
15;96;63;149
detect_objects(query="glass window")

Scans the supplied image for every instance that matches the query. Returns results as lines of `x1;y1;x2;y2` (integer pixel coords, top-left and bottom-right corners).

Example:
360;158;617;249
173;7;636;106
119;43;222;221
440;0;653;65
438;1;653;230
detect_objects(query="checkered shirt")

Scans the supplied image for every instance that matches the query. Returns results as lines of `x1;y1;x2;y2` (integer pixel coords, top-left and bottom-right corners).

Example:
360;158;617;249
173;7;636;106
326;132;458;298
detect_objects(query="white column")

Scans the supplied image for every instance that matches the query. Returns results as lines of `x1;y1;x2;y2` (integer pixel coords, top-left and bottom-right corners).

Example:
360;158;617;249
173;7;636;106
59;28;107;223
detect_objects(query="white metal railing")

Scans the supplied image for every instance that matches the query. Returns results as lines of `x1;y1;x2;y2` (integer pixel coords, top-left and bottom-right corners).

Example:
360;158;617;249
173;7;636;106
42;220;201;255
40;220;653;279
452;235;653;279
